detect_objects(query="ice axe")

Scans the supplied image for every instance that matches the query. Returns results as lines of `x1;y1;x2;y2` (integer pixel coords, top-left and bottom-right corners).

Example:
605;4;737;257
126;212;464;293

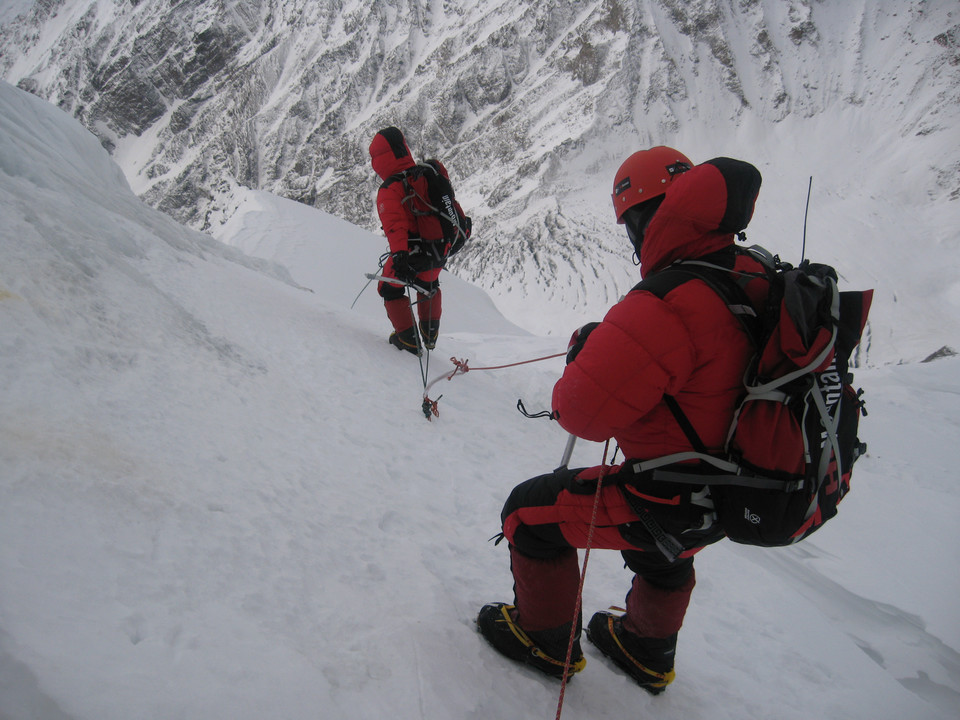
555;433;577;472
364;273;436;298
350;272;436;310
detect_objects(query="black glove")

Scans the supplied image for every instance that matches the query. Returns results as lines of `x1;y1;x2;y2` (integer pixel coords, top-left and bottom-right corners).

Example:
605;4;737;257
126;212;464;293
390;251;416;284
565;322;600;364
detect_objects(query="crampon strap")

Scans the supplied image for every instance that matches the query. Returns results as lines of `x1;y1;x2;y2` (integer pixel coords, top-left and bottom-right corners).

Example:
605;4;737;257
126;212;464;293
495;604;587;675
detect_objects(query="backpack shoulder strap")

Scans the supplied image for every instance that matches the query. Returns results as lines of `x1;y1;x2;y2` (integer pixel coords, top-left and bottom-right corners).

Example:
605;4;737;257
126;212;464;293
379;172;405;191
380;163;429;191
662;394;709;454
635;248;766;459
634;249;764;346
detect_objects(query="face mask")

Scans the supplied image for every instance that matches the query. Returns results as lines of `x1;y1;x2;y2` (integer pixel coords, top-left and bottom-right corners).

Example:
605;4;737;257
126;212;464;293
623;195;665;257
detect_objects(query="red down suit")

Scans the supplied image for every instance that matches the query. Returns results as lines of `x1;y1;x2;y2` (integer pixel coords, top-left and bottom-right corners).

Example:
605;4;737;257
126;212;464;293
497;158;768;650
370;130;422;256
553;159;767;463
498;158;767;640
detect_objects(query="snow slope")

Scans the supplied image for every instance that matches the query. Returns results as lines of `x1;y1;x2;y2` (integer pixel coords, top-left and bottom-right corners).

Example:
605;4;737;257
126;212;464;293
1;81;959;720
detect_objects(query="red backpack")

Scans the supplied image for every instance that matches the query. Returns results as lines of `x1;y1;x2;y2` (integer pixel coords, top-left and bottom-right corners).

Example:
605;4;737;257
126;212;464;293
634;245;873;548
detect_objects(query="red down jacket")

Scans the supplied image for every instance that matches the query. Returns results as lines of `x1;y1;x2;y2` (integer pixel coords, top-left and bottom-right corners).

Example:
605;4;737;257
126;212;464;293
369;128;419;255
552;159;768;460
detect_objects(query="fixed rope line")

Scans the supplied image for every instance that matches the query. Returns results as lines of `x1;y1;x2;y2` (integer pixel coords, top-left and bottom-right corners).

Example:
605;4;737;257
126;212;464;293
351;258;387;310
406;285;431;389
421;352;566;419
555;438;612;719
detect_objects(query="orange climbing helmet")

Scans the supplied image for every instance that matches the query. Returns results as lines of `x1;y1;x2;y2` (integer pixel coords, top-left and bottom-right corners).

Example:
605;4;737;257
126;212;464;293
611;146;693;222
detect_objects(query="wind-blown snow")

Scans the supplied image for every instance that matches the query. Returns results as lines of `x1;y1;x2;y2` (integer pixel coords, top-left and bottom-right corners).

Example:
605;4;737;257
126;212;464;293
1;82;958;719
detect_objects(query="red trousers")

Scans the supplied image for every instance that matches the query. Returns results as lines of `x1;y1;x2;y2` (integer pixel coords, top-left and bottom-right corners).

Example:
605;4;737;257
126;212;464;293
500;465;719;635
378;255;442;334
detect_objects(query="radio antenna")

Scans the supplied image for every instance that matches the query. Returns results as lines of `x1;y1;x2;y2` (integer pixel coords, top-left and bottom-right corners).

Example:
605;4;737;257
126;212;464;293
801;176;813;262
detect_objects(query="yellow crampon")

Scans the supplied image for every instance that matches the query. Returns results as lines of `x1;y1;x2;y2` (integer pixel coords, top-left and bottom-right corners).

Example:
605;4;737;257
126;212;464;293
600;612;675;690
497;604;587;674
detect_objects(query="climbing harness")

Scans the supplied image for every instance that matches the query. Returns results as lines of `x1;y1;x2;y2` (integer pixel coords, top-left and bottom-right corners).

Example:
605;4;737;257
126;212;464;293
351;248;438;309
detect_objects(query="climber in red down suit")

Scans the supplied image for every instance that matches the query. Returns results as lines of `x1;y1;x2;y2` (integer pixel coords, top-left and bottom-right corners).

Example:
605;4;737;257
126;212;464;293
369;127;470;355
477;147;770;694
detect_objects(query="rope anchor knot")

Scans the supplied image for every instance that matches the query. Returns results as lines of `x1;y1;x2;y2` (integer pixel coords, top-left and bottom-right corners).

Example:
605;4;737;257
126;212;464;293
421;352;565;420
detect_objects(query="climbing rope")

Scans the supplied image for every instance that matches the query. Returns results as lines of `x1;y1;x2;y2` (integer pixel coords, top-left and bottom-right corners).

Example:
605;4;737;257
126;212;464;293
555;439;612;720
350;255;392;310
356;267;562;420
407;285;431;389
421;352;566;420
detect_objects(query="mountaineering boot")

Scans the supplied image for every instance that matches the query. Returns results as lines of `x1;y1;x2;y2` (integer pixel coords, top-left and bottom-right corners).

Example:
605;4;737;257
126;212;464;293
419;319;440;350
388;326;421;355
586;611;677;695
476;603;585;680
585;571;694;693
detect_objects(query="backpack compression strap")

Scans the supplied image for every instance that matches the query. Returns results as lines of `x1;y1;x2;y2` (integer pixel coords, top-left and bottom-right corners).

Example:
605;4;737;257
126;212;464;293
383;164;467;245
632;255;805;493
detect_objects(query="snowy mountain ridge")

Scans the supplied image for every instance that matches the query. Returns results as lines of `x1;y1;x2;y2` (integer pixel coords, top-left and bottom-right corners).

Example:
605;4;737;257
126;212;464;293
2;0;958;358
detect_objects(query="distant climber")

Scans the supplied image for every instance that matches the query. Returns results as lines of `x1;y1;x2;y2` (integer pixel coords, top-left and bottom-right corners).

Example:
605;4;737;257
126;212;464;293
368;127;471;354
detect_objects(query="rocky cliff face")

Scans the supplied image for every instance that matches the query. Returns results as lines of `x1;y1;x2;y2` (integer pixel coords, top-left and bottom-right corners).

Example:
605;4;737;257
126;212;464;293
2;0;958;332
